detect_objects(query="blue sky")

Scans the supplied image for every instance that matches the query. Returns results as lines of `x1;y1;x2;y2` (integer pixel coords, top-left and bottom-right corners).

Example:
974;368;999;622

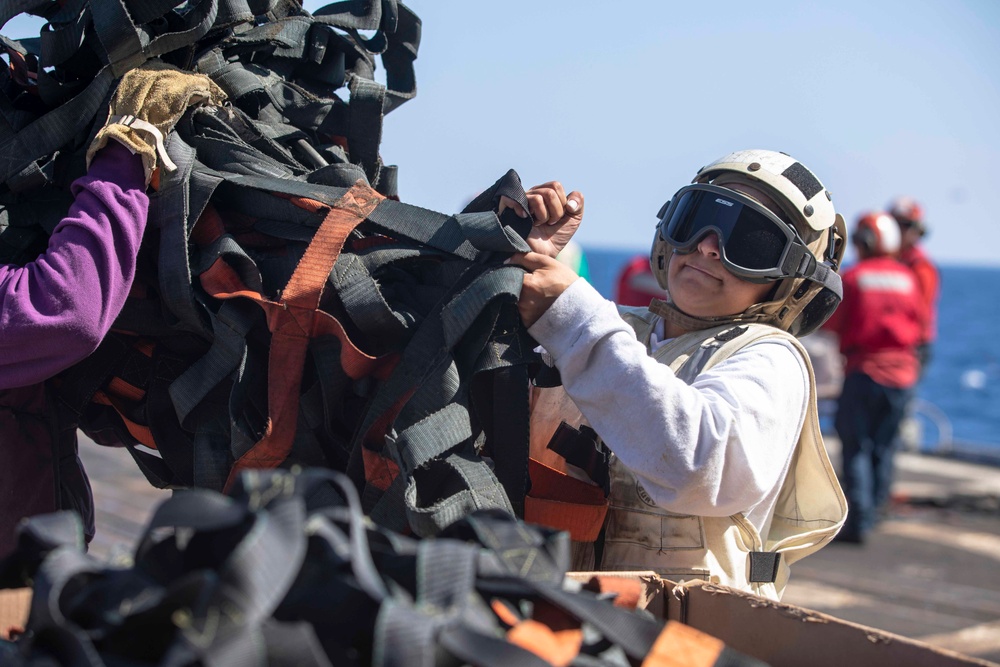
5;1;997;265
311;0;999;267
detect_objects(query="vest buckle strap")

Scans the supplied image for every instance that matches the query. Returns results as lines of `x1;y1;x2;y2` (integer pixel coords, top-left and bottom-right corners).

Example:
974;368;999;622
749;550;782;583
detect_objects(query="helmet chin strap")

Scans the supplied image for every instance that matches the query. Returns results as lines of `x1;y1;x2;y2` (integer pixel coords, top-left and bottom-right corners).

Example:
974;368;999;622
648;298;748;333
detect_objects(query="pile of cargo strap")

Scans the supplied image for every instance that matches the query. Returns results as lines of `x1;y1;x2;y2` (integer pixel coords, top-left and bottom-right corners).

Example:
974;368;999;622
0;3;779;665
0;469;767;666
0;0;547;537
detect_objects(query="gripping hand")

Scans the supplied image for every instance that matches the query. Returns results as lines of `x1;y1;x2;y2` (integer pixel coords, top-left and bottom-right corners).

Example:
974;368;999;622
87;61;226;184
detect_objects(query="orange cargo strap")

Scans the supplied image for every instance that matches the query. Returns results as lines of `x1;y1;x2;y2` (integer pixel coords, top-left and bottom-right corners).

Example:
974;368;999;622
524;458;609;542
197;181;387;491
641;621;726;667
579;575;645;610
491;599;583;667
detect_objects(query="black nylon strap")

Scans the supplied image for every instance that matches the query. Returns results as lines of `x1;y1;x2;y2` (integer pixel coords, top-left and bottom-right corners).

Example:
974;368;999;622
520;577;662;660
351;265;522;457
439;623;553;667
6;467;736;666
0;0;52;32
309;0;390;33
330;247;414;343
487;364;531;518
347;75;384;183
401;453;514;538
53;333;134;417
150;132;214;339
169;299;258;429
547;421;610;494
0;65;113;187
380;3;419;114
392;403;473;476
357;265;526;531
212;171;530;260
749;551;782;583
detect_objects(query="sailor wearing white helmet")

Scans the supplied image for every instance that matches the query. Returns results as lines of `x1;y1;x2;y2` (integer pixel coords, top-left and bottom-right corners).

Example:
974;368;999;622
511;150;849;600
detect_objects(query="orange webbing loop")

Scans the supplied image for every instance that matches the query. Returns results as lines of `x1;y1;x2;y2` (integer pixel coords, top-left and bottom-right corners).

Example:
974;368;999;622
361;447;400;493
641;621;726;667
92;389;156;449
491;599;583;667
190;202;226;246
356;387;413;493
523;458;609;542
579;575;645;610
196;180;387;491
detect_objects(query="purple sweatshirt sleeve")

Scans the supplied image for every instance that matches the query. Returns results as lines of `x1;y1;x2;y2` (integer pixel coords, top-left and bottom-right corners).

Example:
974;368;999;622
0;141;149;389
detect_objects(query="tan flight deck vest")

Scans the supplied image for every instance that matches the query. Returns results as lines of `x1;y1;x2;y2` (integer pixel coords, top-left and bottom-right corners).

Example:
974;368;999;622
569;309;847;600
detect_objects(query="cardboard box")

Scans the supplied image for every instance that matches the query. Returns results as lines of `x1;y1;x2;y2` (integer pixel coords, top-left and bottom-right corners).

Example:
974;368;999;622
0;588;30;639
3;575;993;665
568;572;995;667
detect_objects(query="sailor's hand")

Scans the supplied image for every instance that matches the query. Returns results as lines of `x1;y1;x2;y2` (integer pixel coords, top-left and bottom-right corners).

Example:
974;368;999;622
509;251;579;327
499;181;584;258
87;61;226;185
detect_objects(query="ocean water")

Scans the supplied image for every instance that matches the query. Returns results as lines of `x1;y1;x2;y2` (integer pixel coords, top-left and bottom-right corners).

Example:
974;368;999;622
582;247;1000;461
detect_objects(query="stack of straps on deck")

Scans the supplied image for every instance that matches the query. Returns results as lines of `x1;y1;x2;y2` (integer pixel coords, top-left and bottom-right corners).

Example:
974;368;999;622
0;0;549;537
0;468;768;667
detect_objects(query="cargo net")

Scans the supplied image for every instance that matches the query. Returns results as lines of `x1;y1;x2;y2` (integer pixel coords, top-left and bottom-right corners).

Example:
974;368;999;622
0;470;768;666
0;1;545;538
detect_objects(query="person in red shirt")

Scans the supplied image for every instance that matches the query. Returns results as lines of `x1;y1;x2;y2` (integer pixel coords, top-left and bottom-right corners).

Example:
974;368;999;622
824;212;927;544
614;254;664;306
888;196;939;377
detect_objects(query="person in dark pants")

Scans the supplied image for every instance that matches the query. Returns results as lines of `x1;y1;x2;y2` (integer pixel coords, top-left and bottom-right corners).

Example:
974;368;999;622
825;212;927;544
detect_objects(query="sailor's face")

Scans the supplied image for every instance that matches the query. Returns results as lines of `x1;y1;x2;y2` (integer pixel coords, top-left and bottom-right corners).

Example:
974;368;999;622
666;232;774;319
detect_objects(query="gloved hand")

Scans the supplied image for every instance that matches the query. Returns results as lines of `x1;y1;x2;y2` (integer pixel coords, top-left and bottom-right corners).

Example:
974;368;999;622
86;60;226;184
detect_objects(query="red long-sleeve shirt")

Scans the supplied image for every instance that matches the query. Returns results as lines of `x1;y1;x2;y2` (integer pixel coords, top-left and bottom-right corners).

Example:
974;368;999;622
899;244;940;346
824;256;926;389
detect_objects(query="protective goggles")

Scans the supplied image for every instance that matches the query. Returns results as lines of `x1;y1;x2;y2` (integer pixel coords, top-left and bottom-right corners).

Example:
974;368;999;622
655;183;820;284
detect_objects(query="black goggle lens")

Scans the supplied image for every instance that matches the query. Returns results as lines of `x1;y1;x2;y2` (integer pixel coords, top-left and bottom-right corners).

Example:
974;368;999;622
662;188;793;274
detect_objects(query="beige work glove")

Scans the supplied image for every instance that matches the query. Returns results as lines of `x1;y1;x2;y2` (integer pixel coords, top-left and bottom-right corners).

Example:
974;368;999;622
87;60;226;184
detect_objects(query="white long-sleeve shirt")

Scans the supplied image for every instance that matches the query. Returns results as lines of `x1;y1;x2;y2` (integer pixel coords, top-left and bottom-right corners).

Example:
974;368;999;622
528;278;809;534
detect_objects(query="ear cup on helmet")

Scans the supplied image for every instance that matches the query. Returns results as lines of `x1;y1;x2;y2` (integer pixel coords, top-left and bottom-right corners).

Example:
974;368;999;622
790;286;841;337
649;225;672;291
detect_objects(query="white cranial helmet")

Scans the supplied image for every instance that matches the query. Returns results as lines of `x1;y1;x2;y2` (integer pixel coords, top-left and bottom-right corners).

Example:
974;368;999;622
649;149;847;337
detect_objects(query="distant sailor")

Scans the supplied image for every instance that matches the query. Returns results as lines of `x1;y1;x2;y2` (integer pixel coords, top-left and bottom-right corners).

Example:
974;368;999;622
614;253;665;306
824;212;927;545
888;197;939;379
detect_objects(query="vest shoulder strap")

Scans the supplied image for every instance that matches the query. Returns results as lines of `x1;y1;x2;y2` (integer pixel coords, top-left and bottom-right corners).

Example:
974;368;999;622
618;311;787;383
617;312;847;564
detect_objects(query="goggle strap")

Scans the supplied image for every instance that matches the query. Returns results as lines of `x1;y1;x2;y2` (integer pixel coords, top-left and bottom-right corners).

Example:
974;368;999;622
657;200;671;219
809;262;843;298
794;249;816;279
